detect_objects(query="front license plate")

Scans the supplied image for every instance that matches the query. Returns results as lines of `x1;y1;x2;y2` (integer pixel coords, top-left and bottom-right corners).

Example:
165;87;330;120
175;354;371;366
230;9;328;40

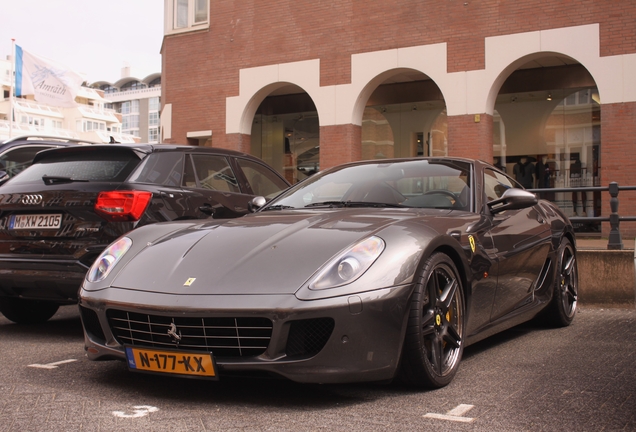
10;213;62;230
125;346;217;379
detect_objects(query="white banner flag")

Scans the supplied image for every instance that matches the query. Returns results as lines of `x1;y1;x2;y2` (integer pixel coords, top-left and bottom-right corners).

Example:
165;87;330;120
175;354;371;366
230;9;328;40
15;45;84;108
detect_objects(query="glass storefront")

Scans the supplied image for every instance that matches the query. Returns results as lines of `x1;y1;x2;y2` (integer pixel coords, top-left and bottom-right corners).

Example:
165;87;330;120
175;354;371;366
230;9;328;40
493;86;601;225
252;111;319;184
361;102;448;160
249;79;601;232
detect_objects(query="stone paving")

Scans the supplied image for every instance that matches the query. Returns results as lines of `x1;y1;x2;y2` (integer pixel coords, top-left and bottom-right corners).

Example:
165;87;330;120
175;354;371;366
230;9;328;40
0;305;634;431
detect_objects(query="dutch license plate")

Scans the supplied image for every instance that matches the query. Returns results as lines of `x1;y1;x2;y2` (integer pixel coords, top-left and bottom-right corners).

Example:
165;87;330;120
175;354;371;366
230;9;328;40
9;213;62;230
125;346;217;379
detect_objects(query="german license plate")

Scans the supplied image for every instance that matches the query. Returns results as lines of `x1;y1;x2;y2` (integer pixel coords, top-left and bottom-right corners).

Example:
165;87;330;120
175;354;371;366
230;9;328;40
125;346;217;379
9;213;62;230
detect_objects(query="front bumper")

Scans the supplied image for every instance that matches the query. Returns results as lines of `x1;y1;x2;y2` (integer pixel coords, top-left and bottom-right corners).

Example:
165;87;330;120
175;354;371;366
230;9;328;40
79;283;414;384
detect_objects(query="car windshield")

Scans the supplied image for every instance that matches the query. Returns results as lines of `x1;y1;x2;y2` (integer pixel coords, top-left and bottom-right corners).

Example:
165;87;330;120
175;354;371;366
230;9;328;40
265;159;472;211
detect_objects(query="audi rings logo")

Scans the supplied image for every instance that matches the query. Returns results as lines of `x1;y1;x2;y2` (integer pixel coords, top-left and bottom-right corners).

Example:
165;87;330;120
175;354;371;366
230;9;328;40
20;194;43;205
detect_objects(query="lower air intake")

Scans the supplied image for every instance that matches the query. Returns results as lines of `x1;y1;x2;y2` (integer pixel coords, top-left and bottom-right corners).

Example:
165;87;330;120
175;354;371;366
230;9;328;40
286;318;335;358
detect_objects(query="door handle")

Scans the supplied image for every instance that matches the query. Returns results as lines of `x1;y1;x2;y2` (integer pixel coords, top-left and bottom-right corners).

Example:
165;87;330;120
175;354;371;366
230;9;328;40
198;204;215;215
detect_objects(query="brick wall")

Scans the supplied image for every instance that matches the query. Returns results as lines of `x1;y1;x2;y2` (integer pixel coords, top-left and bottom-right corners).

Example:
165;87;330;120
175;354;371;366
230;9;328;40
163;1;636;148
600;102;636;237
320;124;362;170
447;114;494;162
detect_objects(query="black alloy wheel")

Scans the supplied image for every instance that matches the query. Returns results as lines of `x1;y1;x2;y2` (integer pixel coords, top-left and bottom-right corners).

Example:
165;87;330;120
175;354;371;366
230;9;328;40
546;238;578;327
400;252;465;388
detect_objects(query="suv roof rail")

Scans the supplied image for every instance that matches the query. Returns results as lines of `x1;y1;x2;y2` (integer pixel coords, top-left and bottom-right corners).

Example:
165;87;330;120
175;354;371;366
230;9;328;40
1;135;100;145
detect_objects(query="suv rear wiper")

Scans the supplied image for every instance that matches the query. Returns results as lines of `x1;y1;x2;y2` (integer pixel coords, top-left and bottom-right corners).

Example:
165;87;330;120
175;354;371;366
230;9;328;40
42;175;89;185
305;201;405;208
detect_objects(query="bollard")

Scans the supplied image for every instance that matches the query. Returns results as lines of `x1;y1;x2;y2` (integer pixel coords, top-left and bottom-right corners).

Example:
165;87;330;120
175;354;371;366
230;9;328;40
608;182;624;250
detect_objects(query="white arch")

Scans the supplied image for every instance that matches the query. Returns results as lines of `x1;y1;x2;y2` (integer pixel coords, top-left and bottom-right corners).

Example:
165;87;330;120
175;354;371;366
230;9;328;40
474;23;636;116
226;59;334;134
226;24;636;134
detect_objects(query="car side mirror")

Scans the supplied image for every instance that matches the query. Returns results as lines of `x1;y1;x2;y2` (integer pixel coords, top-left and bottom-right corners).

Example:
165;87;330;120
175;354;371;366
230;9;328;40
248;196;267;212
487;188;537;214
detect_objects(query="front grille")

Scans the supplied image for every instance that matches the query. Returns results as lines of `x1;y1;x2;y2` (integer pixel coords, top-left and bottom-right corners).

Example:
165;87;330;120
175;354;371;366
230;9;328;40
107;309;273;358
286;318;335;358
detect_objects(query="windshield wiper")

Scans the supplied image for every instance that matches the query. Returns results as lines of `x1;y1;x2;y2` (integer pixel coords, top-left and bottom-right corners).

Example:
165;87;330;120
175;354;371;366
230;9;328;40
262;204;297;211
305;201;406;208
42;175;89;185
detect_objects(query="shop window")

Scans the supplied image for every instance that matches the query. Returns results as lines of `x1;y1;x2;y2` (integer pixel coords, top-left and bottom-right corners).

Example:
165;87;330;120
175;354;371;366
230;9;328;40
252;111;319;184
361;103;447;159
494;86;601;231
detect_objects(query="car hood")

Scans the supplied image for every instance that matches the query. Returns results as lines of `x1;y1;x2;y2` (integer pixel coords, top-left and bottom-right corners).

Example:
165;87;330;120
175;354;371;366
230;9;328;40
111;208;450;295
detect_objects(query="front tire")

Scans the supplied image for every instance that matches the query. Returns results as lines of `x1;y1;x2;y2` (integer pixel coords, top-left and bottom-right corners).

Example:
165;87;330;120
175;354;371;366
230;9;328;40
545;238;578;327
399;253;465;389
0;298;59;324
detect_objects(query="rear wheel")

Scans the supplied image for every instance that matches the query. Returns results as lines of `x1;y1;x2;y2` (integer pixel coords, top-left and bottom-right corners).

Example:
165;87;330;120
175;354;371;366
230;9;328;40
0;298;59;324
399;253;465;388
545;238;578;327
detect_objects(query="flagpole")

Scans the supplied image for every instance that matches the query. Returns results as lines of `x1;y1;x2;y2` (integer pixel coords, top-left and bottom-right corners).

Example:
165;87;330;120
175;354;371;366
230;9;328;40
9;38;15;139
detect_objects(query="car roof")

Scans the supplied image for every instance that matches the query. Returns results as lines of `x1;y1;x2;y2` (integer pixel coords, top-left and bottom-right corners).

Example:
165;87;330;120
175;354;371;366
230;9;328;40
0;135;99;147
30;142;260;164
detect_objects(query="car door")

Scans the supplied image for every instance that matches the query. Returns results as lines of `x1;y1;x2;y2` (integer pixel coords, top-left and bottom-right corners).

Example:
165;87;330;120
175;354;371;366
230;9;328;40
182;153;255;218
484;169;551;321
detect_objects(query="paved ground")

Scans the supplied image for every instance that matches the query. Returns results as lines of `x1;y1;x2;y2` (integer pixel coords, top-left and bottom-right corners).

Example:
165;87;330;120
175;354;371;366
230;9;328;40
0;305;634;431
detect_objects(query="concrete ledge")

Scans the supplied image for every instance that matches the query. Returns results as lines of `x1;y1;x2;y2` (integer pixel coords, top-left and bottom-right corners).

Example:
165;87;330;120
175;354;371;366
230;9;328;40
578;249;636;305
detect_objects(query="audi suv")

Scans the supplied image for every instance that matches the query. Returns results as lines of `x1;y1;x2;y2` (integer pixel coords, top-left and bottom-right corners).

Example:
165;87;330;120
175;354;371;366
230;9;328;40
0;143;289;323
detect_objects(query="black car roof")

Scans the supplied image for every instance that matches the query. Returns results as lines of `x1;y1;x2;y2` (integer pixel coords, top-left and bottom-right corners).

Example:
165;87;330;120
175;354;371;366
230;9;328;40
1;135;98;147
31;143;255;164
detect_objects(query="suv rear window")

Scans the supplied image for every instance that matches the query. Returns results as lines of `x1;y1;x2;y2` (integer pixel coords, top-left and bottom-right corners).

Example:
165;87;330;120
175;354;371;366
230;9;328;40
7;152;141;184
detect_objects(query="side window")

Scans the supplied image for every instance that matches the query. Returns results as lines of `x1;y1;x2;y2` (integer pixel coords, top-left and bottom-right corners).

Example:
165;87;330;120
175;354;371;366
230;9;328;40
129;152;184;186
484;169;517;201
235;158;288;199
0;146;52;178
190;154;240;193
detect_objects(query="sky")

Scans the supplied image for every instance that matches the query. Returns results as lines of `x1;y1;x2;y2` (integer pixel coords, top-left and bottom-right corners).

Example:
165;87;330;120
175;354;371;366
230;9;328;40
1;0;164;84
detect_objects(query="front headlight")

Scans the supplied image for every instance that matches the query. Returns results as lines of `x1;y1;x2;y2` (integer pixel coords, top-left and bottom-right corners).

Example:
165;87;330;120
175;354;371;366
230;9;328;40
309;236;385;290
87;237;132;282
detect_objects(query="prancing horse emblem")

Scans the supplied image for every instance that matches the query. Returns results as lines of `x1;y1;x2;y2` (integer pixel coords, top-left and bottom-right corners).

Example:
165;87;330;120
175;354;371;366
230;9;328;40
167;322;182;345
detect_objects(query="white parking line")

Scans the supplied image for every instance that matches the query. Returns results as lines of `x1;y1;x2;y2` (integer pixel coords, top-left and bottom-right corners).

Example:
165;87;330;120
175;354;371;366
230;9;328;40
28;359;77;369
112;405;159;418
424;403;475;423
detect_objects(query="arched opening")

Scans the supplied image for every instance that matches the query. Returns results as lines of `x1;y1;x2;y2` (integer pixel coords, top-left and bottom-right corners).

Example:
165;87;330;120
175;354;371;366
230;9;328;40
494;58;600;231
250;85;318;184
361;70;447;160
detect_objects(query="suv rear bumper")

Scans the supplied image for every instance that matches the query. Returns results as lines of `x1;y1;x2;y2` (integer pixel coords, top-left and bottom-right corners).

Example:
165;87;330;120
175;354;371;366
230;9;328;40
0;258;90;304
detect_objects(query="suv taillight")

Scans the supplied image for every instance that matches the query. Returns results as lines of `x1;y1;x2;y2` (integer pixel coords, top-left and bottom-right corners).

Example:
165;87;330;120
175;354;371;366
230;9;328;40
95;191;152;221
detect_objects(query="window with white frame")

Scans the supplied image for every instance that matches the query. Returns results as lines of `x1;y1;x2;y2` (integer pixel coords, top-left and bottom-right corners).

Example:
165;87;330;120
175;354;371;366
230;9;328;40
149;112;159;127
166;0;209;33
149;127;159;142
121;100;140;137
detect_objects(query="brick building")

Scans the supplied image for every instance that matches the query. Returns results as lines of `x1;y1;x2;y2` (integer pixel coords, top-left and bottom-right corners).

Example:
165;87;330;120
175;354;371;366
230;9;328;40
160;0;636;234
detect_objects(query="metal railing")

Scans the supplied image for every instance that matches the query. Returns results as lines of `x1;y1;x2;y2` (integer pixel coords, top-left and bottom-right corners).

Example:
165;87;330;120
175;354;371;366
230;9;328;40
528;182;636;250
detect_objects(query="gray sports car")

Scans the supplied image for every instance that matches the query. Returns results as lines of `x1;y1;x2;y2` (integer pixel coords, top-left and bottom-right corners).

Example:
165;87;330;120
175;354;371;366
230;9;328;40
79;157;578;388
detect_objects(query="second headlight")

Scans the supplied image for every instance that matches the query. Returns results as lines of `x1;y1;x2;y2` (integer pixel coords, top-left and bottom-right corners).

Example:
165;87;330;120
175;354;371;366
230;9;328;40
309;236;385;290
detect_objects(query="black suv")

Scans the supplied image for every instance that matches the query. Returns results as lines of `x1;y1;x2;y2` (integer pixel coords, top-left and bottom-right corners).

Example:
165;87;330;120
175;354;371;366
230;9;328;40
0;144;289;323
